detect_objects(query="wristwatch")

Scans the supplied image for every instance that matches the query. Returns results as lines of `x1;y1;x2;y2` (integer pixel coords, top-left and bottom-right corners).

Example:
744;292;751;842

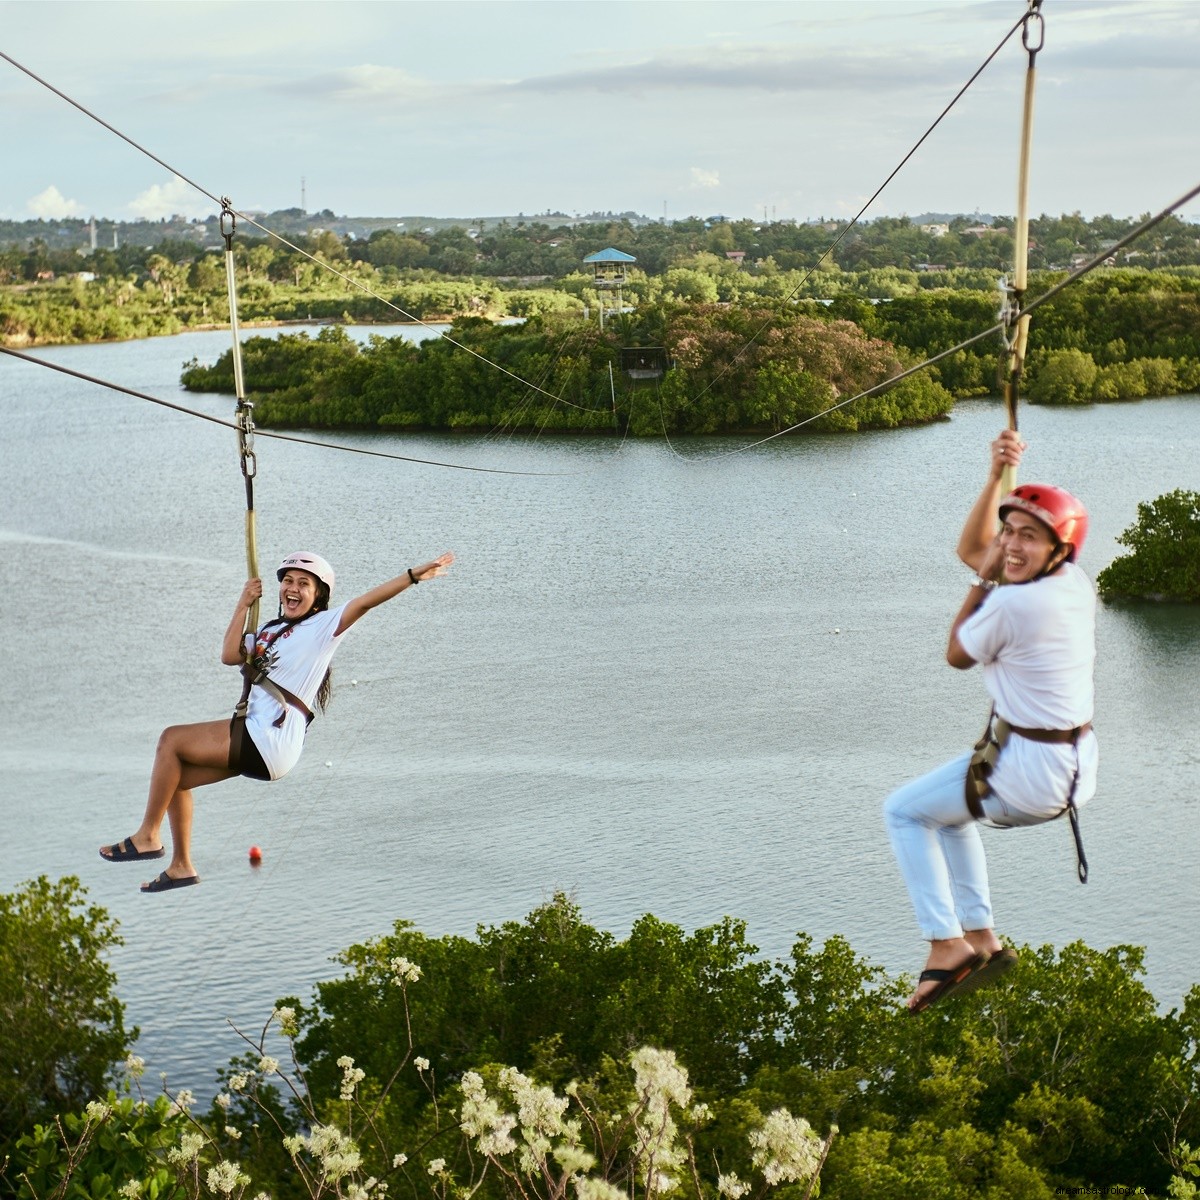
970;575;997;591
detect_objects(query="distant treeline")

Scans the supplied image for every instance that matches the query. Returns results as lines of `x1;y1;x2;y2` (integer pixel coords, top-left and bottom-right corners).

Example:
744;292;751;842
4;208;1200;276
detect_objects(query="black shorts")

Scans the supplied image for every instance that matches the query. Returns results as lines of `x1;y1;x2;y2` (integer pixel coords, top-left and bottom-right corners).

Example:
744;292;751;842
229;715;271;781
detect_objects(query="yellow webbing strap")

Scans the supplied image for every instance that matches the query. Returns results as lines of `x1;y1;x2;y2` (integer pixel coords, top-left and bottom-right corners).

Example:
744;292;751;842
1000;0;1043;496
221;198;260;644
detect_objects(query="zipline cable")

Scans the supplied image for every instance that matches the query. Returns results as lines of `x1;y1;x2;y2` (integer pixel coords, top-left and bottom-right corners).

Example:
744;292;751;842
1000;0;1044;494
0;346;574;477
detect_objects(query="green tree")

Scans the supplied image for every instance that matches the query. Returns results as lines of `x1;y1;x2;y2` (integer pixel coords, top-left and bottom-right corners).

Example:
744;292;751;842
1097;489;1200;602
0;877;132;1160
1025;347;1098;404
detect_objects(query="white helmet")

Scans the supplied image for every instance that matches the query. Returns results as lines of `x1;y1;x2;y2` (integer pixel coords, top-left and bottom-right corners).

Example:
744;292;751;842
277;551;335;593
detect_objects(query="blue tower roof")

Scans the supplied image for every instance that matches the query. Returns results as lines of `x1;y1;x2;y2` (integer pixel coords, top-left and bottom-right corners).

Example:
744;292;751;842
583;247;637;263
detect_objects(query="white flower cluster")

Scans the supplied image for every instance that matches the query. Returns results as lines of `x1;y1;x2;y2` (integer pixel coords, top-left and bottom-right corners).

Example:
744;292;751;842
258;1056;279;1077
427;1157;446;1176
124;1053;146;1079
717;1172;749;1199
390;957;422;985
574;1179;626;1200
337;1054;367;1101
345;1179;387;1200
117;1181;143;1199
460;1071;518;1157
167;1089;194;1117
284;1123;363;1181
84;1100;112;1123
206;1160;250;1196
460;1064;598;1183
167;1131;205;1166
748;1108;821;1186
273;1005;299;1037
228;1073;249;1092
629;1047;692;1197
414;1056;430;1073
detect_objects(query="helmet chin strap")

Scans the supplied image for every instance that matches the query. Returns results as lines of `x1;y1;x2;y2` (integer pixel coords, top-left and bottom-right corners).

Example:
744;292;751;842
1033;543;1071;582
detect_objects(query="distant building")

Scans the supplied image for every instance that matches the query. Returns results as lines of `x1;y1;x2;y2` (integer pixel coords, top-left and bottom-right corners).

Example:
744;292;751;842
725;250;746;264
921;223;950;237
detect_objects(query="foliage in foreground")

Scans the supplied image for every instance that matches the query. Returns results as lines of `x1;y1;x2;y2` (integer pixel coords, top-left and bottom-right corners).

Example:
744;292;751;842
0;876;131;1163
6;888;1200;1198
1097;489;1200;603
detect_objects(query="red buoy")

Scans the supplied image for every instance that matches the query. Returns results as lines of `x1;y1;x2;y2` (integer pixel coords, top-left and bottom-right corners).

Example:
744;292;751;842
249;845;263;864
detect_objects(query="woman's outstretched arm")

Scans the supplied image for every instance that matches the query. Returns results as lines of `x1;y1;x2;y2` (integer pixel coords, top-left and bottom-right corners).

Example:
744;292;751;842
335;552;455;636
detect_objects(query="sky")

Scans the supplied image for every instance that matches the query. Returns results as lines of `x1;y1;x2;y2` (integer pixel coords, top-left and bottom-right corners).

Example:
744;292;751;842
2;0;1198;227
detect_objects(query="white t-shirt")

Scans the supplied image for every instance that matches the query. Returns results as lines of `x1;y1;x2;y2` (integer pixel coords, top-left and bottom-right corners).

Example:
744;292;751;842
244;605;347;780
956;563;1098;822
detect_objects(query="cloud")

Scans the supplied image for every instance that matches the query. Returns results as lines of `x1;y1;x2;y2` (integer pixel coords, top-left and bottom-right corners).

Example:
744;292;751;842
27;185;83;219
690;168;720;190
127;176;204;220
276;64;434;104
506;46;945;99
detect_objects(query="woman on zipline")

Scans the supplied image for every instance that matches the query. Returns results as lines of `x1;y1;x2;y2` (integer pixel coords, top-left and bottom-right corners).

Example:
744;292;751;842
884;429;1098;1013
101;549;454;892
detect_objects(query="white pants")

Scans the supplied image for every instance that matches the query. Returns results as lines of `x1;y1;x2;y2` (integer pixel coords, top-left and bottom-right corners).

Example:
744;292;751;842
883;753;994;942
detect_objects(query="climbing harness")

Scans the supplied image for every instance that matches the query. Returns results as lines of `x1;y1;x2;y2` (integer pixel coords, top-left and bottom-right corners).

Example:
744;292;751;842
227;617;316;777
965;706;1091;884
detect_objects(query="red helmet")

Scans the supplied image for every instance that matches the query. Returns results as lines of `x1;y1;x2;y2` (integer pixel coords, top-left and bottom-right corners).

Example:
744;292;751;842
999;484;1088;560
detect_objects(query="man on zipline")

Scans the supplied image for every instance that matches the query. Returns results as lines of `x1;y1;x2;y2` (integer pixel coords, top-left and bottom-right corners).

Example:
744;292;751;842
100;549;453;892
884;429;1098;1013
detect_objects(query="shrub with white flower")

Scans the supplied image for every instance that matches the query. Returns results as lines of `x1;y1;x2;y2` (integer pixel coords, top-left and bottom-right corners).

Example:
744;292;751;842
414;1056;430;1073
390;957;422;985
748;1107;823;1186
460;1071;518;1157
427;1157;446;1176
284;1123;363;1182
124;1053;146;1079
575;1180;627;1200
629;1047;691;1197
338;1054;366;1100
717;1172;750;1199
207;1160;250;1196
167;1130;205;1166
273;1005;299;1037
258;1056;279;1077
83;1099;112;1123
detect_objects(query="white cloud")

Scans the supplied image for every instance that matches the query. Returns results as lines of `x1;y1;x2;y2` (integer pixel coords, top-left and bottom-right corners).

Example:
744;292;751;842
27;185;83;219
127;176;204;221
689;168;720;190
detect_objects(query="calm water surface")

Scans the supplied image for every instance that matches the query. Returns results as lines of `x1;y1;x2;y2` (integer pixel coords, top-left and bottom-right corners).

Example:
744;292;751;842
2;326;1199;1095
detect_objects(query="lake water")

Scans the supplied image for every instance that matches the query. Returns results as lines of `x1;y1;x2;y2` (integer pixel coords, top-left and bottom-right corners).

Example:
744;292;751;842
2;324;1198;1098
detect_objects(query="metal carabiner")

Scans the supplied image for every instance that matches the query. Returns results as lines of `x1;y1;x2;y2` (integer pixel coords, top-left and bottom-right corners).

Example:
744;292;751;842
220;198;237;246
1022;4;1045;58
996;276;1021;351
